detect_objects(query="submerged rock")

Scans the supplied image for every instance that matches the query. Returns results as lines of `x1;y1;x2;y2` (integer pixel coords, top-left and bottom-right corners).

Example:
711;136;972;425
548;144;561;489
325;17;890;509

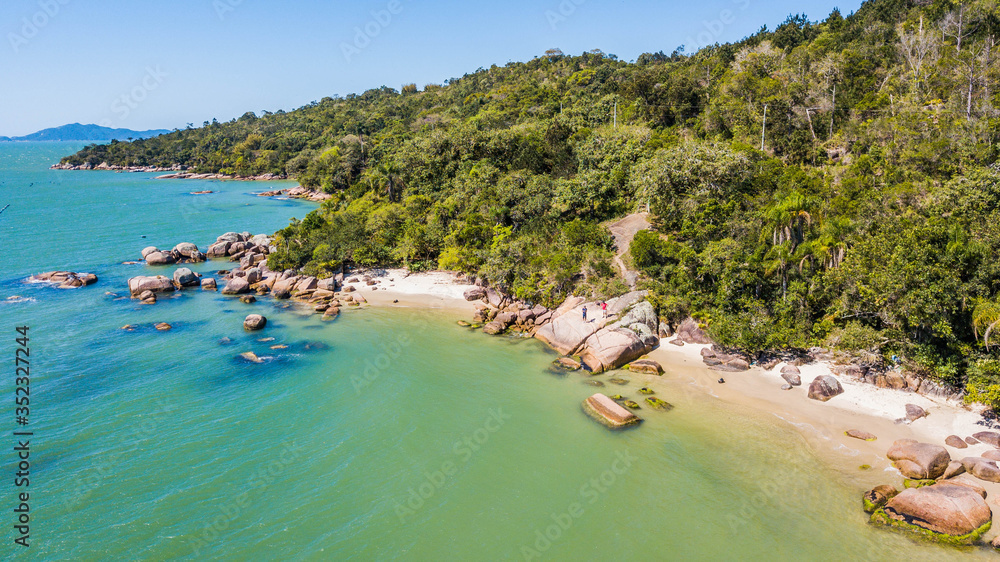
629;359;663;375
645;397;673;411
863;485;898;513
31;271;98;289
582;393;641;429
239;351;264;364
554;357;582;371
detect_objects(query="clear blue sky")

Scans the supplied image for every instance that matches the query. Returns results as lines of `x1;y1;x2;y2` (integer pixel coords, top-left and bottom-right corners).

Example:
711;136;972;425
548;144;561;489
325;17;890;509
0;0;863;136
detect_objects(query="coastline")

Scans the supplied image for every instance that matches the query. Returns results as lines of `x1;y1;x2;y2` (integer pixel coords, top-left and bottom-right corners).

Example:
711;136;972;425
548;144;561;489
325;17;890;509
341;269;1000;538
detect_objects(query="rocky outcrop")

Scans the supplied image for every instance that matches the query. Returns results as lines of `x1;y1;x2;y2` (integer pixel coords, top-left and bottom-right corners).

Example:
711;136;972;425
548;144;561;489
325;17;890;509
807;375;843;401
201;278;217;291
142;243;205;265
577;301;660;373
463;287;487;301
887;439;951;480
582;393;641;429
701;348;750;372
871;481;991;544
30;271;98;289
257;185;331;201
534;305;601;356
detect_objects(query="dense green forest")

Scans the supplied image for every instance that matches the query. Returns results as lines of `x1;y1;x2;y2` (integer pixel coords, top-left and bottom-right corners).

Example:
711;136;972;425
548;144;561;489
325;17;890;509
65;0;1000;405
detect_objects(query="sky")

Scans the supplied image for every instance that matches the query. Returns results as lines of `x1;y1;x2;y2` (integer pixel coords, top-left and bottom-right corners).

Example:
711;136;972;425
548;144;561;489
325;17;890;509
0;0;864;137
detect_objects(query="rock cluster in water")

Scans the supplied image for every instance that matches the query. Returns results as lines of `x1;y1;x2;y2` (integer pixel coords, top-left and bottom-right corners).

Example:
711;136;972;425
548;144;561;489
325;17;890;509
30;271;98;289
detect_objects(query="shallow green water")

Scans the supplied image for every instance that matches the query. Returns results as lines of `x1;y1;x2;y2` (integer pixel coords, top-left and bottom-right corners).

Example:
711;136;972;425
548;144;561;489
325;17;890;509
0;143;991;560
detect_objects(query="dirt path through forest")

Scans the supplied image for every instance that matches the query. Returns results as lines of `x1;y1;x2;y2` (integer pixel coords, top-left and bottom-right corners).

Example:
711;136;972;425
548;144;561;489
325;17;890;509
607;212;651;289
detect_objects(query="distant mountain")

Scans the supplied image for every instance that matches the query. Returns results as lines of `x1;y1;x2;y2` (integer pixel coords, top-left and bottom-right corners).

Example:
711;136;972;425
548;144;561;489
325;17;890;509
0;123;170;142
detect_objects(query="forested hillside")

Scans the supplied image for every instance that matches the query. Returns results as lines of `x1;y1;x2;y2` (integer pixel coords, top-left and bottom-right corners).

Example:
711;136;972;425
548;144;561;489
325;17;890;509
64;0;1000;405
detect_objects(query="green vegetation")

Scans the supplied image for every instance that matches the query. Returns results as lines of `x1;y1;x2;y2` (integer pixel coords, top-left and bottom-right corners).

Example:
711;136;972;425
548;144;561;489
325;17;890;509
64;0;1000;405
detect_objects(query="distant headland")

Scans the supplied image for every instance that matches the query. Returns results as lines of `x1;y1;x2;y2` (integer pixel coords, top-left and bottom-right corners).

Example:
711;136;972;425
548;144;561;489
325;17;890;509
0;123;170;142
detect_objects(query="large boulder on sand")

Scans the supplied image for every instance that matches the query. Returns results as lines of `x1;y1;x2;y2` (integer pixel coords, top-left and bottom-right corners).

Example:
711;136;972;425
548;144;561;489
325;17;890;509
972;432;1000;448
173;267;199;287
128;276;176;296
871;481;992;543
961;457;1000;483
887;439;951;479
243;314;267;331
221;278;251;295
676;317;712;344
807;375;844;402
464;287;487;301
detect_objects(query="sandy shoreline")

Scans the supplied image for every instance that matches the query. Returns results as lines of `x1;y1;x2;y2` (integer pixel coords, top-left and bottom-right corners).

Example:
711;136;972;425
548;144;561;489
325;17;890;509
348;269;1000;536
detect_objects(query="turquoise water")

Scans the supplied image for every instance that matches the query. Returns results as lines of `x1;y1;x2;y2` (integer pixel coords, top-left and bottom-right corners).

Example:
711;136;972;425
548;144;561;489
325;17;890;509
0;143;991;560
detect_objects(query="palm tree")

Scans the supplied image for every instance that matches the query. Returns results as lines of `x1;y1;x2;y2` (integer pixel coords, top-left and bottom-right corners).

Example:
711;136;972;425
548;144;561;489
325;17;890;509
764;241;794;301
765;190;813;251
371;160;403;201
973;299;1000;349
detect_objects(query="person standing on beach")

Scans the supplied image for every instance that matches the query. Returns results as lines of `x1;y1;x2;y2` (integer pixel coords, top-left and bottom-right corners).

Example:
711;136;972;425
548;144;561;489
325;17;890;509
582;306;588;322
